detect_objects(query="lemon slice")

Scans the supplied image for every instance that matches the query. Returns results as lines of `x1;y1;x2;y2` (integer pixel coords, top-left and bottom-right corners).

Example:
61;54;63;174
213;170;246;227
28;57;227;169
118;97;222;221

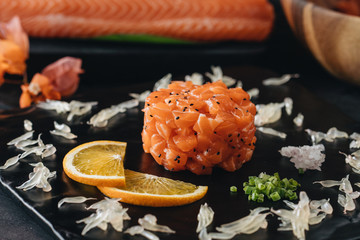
63;140;126;187
98;170;208;207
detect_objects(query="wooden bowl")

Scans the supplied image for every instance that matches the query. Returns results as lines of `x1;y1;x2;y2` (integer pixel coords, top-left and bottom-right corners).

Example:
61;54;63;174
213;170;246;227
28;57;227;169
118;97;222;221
281;0;360;85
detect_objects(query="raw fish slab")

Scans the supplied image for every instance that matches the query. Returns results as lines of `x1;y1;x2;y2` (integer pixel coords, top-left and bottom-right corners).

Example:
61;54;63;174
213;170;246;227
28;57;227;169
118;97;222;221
0;66;359;240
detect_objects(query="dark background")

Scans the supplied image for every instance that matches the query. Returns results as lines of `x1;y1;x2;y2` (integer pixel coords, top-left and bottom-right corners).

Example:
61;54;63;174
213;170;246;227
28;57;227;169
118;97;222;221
0;1;359;239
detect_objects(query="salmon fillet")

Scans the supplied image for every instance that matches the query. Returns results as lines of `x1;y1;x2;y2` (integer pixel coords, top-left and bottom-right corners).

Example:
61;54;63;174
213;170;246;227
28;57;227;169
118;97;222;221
0;0;274;41
142;81;257;175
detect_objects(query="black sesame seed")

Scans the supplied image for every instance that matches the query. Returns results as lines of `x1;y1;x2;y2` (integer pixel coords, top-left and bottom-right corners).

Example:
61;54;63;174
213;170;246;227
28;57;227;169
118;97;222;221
214;131;217;134
147;103;150;106
248;143;251;146
232;146;235;149
216;101;220;104
253;142;256;146
177;155;180;159
195;109;199;111
241;138;244;142
217;152;220;155
243;98;247;101
230;140;233;143
155;96;158;98
193;149;196;152
212;96;216;98
168;100;171;103
183;107;187;112
202;166;205;170
158;154;161;158
170;92;173;95
237;133;240;137
228;134;232;137
246;110;249;113
237;154;241;157
150;115;153;117
171;168;174;171
194;132;197;135
177;160;180;163
175;116;180;120
190;103;194;106
176;93;179;95
235;107;238;110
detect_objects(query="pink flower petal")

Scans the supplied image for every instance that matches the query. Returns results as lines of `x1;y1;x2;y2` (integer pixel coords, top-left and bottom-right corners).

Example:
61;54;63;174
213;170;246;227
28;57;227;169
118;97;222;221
41;57;84;97
0;16;29;58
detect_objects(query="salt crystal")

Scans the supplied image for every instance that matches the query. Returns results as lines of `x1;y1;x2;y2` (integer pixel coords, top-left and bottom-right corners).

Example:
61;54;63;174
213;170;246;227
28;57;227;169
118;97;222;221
279;144;325;171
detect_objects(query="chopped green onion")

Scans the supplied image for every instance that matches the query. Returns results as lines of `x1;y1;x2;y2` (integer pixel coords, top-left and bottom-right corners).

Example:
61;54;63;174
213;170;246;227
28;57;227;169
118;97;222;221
299;168;304;174
243;172;300;202
230;186;238;193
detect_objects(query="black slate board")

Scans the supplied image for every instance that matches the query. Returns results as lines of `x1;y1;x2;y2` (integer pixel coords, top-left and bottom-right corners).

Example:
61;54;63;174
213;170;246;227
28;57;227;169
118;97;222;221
0;66;360;240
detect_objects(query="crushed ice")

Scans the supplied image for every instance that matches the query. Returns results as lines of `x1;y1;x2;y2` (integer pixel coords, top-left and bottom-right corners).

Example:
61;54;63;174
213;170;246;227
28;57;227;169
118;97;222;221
279;144;325;171
77;198;130;235
16;162;56;192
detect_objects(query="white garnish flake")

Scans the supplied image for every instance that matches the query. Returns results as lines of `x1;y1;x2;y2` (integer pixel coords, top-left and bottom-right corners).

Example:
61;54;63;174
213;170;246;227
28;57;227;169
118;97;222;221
7;131;34;146
215;207;270;236
196;203;214;233
77;198;130;235
16;162;56;192
247;88;259;99
50;121;77;139
125;225;159;240
88;99;139;127
284;97;293;115
138;214;175;233
279;144;325;171
153;74;172;91
58;196;96;208
293;113;304;127
24;119;33;131
262;74;299;86
272;191;331;240
206;66;236;87
314;175;359;213
255;102;284;126
129;90;151;102
185;73;204;85
0;154;22;170
257;127;287;139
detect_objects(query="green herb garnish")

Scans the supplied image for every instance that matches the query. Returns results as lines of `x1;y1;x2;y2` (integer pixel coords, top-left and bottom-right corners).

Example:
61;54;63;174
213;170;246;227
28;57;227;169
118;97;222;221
243;172;300;202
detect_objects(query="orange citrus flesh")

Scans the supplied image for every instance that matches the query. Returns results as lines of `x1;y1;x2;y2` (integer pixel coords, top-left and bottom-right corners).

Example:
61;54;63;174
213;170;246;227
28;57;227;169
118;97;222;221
98;169;208;207
63;140;126;187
